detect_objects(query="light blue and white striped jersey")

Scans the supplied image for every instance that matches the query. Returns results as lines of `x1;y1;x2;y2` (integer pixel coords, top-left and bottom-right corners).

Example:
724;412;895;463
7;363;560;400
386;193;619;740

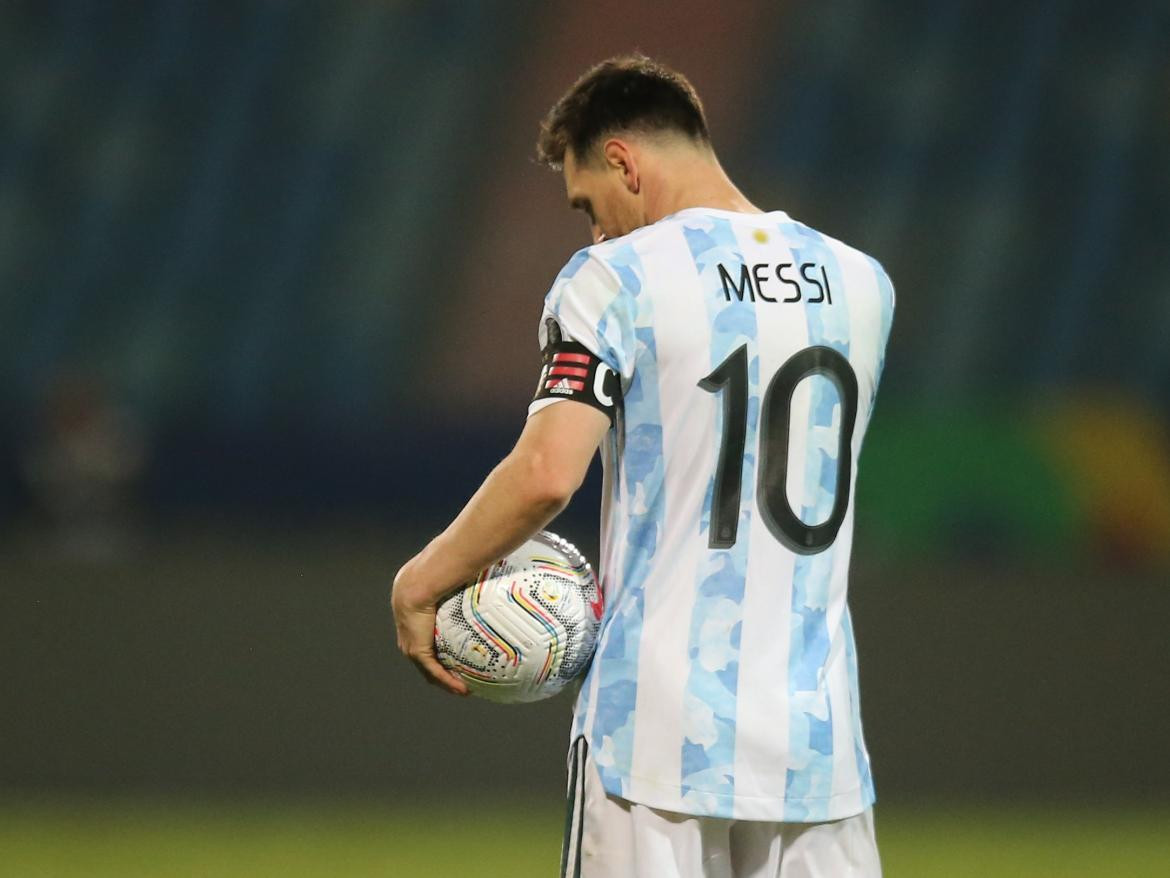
527;207;894;822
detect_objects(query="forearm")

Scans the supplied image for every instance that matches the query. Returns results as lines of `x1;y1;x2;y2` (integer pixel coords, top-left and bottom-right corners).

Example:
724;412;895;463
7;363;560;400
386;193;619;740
399;450;573;604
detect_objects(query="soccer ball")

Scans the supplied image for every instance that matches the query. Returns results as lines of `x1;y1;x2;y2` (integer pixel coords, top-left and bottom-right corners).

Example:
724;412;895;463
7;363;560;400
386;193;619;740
434;531;602;703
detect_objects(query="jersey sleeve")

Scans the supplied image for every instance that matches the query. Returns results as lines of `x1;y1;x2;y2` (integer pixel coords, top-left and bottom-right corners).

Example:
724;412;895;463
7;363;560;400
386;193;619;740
527;250;636;423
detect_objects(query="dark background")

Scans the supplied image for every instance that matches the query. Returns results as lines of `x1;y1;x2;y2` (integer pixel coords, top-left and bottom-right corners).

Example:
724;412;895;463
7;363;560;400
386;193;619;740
2;0;1168;811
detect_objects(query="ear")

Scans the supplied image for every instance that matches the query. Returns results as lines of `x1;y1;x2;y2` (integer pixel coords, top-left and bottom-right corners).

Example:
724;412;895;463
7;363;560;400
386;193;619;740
602;138;640;195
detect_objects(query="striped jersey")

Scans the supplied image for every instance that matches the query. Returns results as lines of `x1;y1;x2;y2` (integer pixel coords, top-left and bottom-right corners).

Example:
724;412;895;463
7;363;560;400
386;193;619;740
526;207;895;822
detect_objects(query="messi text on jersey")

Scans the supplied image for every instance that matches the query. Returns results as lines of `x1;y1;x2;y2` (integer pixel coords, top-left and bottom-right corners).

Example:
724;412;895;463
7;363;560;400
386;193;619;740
718;261;833;305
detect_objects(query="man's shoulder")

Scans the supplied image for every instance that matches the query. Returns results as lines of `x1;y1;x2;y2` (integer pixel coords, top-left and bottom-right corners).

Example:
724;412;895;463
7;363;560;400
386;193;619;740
578;219;685;267
776;213;891;281
550;231;664;296
550;245;622;294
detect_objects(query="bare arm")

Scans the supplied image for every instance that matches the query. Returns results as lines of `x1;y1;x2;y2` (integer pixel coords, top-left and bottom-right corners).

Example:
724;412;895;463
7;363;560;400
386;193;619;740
391;401;611;694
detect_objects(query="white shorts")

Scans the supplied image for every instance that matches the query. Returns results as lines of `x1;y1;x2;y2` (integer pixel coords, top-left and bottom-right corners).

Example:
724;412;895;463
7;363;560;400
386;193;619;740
561;738;881;878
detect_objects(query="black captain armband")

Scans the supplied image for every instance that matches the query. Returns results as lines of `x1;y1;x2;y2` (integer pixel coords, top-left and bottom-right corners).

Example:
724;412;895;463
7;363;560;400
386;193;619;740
532;338;623;423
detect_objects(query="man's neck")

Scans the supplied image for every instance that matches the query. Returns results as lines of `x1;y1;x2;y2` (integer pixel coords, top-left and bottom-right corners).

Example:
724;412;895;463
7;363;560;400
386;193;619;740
643;150;763;223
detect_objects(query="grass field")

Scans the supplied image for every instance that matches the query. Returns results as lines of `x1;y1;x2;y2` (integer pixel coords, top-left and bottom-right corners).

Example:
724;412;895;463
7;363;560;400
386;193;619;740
2;797;1168;877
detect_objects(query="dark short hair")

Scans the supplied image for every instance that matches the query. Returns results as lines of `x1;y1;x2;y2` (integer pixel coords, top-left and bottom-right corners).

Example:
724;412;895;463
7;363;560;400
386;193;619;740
536;54;710;169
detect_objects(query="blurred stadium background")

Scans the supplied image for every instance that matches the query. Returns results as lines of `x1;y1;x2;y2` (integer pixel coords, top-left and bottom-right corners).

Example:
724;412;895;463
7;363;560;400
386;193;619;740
2;1;1169;875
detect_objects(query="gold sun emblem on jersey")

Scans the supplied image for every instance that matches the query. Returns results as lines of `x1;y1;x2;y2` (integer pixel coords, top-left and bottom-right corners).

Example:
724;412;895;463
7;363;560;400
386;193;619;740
753;229;769;244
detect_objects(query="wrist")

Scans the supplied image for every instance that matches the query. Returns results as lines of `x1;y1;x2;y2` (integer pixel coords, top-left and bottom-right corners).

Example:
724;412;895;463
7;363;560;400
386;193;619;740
399;539;469;607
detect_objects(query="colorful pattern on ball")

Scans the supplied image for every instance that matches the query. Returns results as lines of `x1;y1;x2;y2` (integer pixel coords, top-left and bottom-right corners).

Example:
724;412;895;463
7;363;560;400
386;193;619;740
434;531;602;703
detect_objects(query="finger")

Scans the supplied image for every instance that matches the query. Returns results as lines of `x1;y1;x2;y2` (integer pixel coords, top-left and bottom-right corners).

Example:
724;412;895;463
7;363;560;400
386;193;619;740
411;651;470;696
413;662;465;696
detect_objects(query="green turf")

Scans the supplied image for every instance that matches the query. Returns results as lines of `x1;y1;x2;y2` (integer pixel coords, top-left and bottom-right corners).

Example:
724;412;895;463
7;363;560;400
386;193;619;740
1;798;1167;877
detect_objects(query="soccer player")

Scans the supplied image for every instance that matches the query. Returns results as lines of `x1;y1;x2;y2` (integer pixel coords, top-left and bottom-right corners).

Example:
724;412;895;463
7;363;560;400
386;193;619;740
392;55;894;877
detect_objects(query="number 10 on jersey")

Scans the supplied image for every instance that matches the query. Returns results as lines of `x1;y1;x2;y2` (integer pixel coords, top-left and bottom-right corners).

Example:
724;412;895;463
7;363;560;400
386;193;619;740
699;344;859;554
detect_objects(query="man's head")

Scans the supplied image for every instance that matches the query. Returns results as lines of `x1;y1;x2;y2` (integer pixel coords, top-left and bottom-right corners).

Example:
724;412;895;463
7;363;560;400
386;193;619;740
537;54;713;243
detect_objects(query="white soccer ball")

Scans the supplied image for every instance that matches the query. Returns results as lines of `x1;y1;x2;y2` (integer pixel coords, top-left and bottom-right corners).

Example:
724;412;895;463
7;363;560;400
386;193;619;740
434;531;602;703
